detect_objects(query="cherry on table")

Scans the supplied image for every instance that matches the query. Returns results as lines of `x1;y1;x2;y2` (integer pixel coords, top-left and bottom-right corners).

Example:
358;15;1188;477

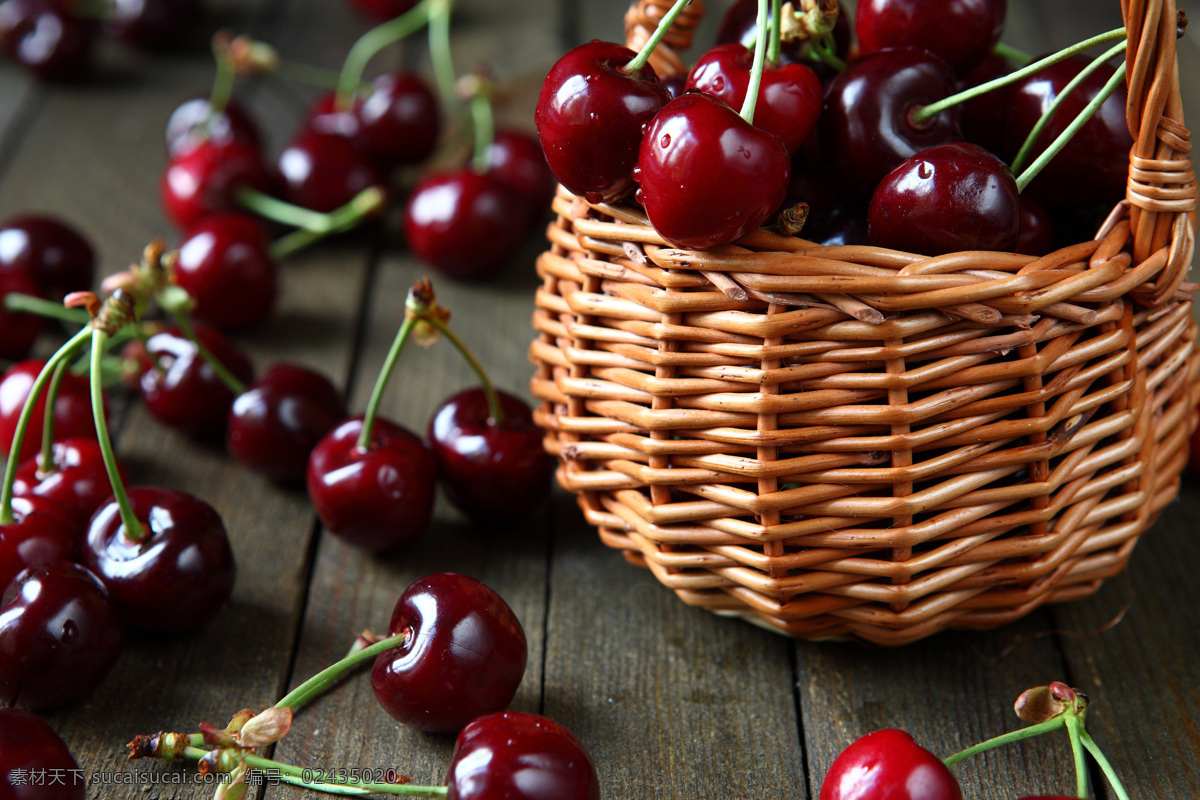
371;572;528;733
483;129;556;221
306;416;437;553
0;496;80;591
83;486;236;634
0;561;124;711
161;138;273;229
356;71;441;168
0;359;102;464
819;729;962;800
227;363;347;484
445;711;600;800
855;0;1006;75
165;96;264;160
0;0;95;81
275;129;387;214
0;266;44;362
174;212;278;331
0;707;86;800
0;214;95;301
14;438;122;529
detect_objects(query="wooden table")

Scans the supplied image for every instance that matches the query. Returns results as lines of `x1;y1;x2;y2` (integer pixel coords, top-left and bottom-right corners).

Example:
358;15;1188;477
2;0;1197;798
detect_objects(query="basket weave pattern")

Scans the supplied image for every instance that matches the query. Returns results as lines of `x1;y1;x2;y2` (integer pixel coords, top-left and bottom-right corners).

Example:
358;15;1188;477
529;0;1198;644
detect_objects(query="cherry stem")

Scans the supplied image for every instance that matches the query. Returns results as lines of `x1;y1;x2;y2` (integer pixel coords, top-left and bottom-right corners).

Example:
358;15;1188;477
335;0;433;110
0;327;91;525
168;311;247;396
427;0;459;115
468;90;495;174
273;632;406;712
1014;59;1127;192
2;292;91;325
91;327;146;543
268;187;388;261
942;715;1066;766
739;0;769;123
993;41;1033;66
37;359;71;477
1079;728;1131;800
623;0;694;75
208;40;236;116
910;26;1127;125
1064;713;1089;798
766;0;782;66
274;59;359;93
421;315;506;427
355;316;417;451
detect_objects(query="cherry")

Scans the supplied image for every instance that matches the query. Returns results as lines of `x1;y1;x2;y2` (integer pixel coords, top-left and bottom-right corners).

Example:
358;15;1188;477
83;486;236;634
0;496;80;591
0;0;94;81
306;416;437;553
136;323;255;437
173;213;278;331
371;572;527;733
0;561;124;710
818;47;962;198
483;129;556;220
275;129;387;214
161;138;272;229
0;214;95;301
819;729;962;800
403;169;527;282
855;0;1006;75
959;52;1013;157
0;707;85;800
305;91;367;145
428;388;552;524
868;142;1019;255
1016;195;1056;256
165;96;264;160
344;0;416;22
446;711;600;800
226;363;347;484
635;92;791;250
715;0;851;68
685;42;823;155
105;0;197;51
0;266;44;362
0;360;101;464
13;438;121;528
535;40;672;204
356;72;441;168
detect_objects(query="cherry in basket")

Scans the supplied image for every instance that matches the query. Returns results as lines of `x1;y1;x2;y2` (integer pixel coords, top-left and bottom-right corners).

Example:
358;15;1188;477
855;0;1006;75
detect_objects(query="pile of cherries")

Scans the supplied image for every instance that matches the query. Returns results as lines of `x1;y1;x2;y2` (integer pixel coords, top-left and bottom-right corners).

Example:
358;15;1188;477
535;0;1135;257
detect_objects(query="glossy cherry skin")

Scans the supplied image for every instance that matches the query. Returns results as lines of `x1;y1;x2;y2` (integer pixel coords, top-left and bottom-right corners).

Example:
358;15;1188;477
819;729;962;800
685;43;823;155
161;138;272;229
0;360;101;464
306;416;437;553
855;0;1006;75
356;72;440;167
404;169;527;282
635;92;790;249
0;214;94;300
0;496;80;591
13;438;121;528
1002;54;1133;210
0;265;43;361
276;130;387;214
483;129;556;215
371;573;527;733
535;40;672;203
428;388;553;524
0;707;86;799
83;486;236;634
345;0;416;21
868;142;1019;255
0;562;124;710
165;96;263;160
0;0;94;81
105;0;196;50
446;712;600;800
819;47;962;198
137;323;255;437
227;363;347;483
174;213;278;330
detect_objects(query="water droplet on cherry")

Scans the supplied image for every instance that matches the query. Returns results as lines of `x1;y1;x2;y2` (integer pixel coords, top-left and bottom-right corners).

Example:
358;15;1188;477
659;133;671;148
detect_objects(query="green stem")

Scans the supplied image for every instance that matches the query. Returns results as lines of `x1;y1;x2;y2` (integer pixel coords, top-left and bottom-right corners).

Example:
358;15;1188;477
267;187;388;261
993;41;1033;66
336;0;433;110
0;328;91;525
91;328;146;543
766;0;781;66
1079;729;1131;800
238;187;339;232
943;715;1066;766
355;317;417;451
2;293;91;325
422;316;505;427
274;59;354;92
427;0;458;115
623;0;695;75
169;312;247;395
1015;62;1127;192
37;359;71;475
739;0;769;122
1064;714;1089;798
209;44;237;115
274;633;407;712
1010;40;1126;175
911;26;1127;125
807;35;845;71
468;91;495;173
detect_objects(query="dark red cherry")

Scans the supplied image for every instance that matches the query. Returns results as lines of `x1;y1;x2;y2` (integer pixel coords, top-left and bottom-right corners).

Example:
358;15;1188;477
959;52;1013;157
371;572;527;734
446;712;600;800
161;138;272;229
13;438;121;528
165;96;263;160
137;323;255;437
1002;54;1133;210
0;0;95;81
819;729;962;800
483;129;556;219
174;213;278;330
0;214;94;300
1016;195;1055;256
0;360;102;464
868;142;1019;255
404;168;527;282
685;42;823;155
306;416;437;553
0;707;86;800
534;40;672;203
344;0;416;22
855;0;1006;75
0;266;43;361
83;486;236;634
715;0;851;68
276;130;387;214
105;0;197;50
356;72;441;167
0;496;80;591
635;92;790;249
819;47;962;197
226;363;347;484
305;91;366;144
428;388;553;524
0;561;123;710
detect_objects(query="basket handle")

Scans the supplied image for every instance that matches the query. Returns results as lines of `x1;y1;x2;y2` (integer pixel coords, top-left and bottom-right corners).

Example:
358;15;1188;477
624;0;707;78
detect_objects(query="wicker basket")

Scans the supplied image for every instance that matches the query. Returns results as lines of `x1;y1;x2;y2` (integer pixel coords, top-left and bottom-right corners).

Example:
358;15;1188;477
529;0;1198;645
